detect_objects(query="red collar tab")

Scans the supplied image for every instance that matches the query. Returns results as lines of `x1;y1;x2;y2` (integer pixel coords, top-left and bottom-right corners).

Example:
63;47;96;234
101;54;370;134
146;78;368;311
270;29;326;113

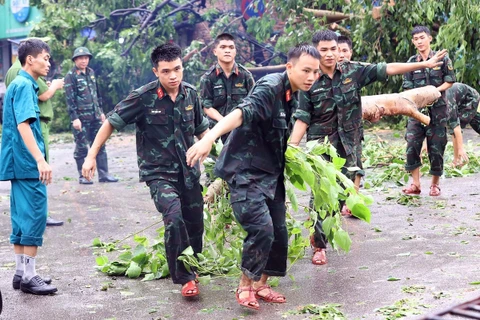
157;87;164;99
286;89;292;102
216;67;221;76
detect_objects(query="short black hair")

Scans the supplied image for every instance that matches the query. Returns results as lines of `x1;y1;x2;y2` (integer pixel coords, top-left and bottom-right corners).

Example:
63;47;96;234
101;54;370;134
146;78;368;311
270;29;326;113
411;26;431;37
338;36;352;50
18;39;50;66
287;43;320;62
214;33;235;47
312;30;338;46
151;43;182;66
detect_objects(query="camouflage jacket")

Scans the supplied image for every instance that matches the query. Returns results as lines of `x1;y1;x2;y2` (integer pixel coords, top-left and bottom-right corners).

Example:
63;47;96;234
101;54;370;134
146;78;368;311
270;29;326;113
447;83;480;130
214;72;297;200
200;62;254;127
294;61;387;155
108;80;209;188
403;50;456;126
64;66;103;122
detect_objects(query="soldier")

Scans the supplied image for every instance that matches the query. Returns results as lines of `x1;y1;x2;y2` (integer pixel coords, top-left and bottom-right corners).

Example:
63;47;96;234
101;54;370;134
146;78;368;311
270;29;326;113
402;26;455;197
337;35;353;63
186;44;321;310
64;47;118;184
446;82;480;166
82;43;209;298
290;30;448;266
5;37;65;227
200;33;255;143
0;39;58;295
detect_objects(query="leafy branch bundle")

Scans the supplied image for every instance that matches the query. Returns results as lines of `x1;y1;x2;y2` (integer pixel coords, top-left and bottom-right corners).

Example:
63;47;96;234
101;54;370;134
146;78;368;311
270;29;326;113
94;141;372;280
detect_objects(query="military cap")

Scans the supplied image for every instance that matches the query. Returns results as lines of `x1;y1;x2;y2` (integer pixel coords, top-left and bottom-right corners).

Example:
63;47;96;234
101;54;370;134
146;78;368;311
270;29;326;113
72;47;93;61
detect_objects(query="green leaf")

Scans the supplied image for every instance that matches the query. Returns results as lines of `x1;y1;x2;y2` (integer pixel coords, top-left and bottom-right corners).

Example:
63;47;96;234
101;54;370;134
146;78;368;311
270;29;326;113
469;281;480;285
387;277;401;281
126;261;142;278
96;256;108;266
181;246;194;256
351;203;371;223
333;229;352;252
92;237;102;247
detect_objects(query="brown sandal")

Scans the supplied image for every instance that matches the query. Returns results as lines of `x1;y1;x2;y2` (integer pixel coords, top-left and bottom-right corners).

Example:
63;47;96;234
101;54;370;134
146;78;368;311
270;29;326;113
254;284;286;303
341;204;352;217
429;184;441;196
312;248;327;265
235;286;260;310
402;183;421;195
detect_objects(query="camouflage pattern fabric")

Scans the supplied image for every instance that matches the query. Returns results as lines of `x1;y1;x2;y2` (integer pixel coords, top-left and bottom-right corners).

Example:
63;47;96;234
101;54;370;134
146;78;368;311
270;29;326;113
64;66;103;122
228;179;287;281
295;61;388;178
447;83;480;134
403;50;456;175
72;119;106;161
200;62;254;128
108;80;209;188
148;179;203;285
405;121;447;176
403;51;456;126
214;72;295;281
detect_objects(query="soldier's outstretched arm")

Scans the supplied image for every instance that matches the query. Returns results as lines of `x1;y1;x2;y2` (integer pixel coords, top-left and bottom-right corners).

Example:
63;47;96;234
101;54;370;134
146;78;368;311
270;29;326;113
186;108;243;167
386;49;447;75
82;120;115;180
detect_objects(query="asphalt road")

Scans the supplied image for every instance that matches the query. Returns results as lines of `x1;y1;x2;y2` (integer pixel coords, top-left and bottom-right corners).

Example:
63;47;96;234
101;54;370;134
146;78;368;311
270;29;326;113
0;130;479;320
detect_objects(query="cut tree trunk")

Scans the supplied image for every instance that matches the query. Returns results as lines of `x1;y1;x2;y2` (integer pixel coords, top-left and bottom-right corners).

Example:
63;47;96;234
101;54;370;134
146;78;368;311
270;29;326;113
361;85;441;125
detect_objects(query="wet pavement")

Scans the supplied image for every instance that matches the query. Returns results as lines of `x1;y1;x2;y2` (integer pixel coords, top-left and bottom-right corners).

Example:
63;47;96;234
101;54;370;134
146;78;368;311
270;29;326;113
0;130;479;320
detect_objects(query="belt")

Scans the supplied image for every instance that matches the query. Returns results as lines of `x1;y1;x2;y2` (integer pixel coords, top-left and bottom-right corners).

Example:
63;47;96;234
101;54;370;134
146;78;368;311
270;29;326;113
40;117;50;124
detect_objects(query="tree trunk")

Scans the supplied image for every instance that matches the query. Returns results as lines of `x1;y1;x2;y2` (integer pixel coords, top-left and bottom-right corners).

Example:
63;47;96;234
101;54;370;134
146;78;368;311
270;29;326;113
361;85;440;125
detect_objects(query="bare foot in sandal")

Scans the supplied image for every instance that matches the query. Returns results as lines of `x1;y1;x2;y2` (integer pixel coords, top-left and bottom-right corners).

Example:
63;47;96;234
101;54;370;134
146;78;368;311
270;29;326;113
253;284;286;303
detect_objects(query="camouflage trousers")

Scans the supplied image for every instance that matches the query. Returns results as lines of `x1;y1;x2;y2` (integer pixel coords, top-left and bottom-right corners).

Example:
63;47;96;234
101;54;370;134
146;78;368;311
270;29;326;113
405;119;447;176
311;141;353;249
228;179;288;281
148;179;204;285
469;112;480;135
72;119;107;167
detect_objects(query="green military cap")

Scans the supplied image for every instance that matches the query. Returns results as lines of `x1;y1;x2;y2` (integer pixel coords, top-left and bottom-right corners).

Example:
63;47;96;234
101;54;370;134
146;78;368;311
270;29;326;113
72;47;93;61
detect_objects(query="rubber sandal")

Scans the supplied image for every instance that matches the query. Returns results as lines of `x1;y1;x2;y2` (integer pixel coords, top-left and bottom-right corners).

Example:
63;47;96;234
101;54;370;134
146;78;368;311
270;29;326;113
312;248;327;265
254;284;286;303
181;280;199;297
402;183;421;195
341;204;352;217
429;184;441;196
235;286;259;310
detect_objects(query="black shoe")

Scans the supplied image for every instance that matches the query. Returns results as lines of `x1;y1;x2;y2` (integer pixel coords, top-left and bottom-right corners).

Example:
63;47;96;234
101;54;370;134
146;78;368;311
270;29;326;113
20;275;57;295
13;274;52;290
46;216;64;226
99;175;119;183
79;176;94;184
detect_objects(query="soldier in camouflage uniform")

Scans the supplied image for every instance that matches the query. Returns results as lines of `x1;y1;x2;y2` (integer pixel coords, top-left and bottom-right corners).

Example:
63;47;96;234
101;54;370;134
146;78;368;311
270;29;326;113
82;43;209;298
64;47;118;184
200;33;254;143
290;30;448;266
186;44;320;310
402;26;456;197
446;83;480;166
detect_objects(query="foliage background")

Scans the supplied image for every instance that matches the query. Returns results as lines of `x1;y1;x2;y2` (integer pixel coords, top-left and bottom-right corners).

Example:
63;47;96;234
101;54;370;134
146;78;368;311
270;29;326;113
24;0;480;132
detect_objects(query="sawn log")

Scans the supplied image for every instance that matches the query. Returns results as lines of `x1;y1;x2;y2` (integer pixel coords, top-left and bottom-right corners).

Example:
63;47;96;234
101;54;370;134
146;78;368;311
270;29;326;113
361;85;441;125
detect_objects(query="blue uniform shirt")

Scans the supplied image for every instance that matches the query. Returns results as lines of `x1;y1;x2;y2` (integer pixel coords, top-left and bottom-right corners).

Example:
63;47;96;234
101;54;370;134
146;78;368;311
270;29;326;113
0;70;45;180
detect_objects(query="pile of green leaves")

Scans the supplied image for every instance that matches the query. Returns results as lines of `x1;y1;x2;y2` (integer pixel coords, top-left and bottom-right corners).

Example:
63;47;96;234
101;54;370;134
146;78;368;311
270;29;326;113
283;303;347;320
94;140;372;280
285;142;372;252
362;134;480;188
374;298;430;320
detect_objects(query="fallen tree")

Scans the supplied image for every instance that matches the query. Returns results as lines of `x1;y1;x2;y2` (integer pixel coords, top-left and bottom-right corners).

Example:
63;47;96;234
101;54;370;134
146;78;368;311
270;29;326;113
361;85;440;125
